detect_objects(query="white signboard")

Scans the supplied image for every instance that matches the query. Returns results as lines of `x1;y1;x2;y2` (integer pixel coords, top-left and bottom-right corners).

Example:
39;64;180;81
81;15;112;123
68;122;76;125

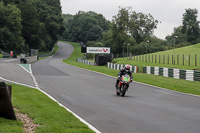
87;47;110;54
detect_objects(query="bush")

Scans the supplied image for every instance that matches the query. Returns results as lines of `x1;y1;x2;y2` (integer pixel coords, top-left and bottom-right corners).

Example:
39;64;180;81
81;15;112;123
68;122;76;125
176;42;191;48
86;53;94;59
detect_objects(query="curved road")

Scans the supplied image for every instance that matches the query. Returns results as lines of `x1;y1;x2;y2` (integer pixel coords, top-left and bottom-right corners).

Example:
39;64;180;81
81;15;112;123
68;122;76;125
29;41;200;133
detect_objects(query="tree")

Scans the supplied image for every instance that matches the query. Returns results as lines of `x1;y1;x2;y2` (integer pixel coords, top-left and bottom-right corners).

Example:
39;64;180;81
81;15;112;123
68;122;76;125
166;26;187;46
0;2;25;54
62;14;73;39
102;7;158;54
34;0;64;50
64;11;109;43
18;2;42;50
182;8;200;44
110;7;130;54
129;12;158;44
0;0;64;53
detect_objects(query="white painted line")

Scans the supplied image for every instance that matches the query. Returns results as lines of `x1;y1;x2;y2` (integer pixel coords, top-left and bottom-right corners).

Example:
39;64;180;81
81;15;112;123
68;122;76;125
2;58;101;133
3;59;17;62
1;75;100;132
29;64;39;88
0;76;36;89
31;51;101;132
33;84;101;133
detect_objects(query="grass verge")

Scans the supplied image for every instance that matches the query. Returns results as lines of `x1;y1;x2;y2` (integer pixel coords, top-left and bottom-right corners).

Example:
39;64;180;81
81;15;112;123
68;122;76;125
0;117;23;133
1;84;94;133
116;43;200;72
38;43;59;60
116;58;200;73
63;41;200;96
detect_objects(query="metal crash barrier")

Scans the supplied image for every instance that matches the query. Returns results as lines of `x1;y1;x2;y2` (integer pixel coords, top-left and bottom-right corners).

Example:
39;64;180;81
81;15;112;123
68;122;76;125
20;58;28;64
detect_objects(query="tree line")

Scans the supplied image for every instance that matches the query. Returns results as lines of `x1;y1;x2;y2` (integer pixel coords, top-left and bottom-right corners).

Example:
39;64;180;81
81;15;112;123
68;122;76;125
63;7;200;56
0;0;64;55
166;8;200;46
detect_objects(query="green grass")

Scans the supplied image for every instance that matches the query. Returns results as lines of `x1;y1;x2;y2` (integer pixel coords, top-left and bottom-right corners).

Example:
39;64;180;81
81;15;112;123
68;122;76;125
52;43;59;55
1;84;94;133
116;43;200;72
134;73;200;95
63;41;200;96
0;117;23;133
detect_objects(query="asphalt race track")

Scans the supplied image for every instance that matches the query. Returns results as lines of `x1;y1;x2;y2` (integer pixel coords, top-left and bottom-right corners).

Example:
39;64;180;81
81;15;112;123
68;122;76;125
31;42;200;133
0;59;35;87
1;41;200;133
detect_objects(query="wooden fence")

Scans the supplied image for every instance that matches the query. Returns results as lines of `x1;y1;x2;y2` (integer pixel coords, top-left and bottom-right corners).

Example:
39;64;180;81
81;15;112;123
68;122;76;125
129;54;199;66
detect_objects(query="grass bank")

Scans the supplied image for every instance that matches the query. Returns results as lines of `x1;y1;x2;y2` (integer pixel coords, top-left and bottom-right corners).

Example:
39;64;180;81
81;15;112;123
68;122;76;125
63;41;200;96
117;43;200;72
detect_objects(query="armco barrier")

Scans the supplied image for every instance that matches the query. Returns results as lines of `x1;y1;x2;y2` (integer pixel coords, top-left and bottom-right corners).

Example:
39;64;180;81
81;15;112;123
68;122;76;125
107;62;138;73
143;66;200;81
17;56;38;64
194;71;200;81
76;58;96;66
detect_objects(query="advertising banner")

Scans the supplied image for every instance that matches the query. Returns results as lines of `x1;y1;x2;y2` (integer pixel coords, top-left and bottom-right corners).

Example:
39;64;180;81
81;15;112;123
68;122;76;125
87;47;110;54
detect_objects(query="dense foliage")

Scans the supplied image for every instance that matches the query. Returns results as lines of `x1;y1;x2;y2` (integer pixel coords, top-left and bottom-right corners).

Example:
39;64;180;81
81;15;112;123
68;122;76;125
0;2;25;54
0;0;64;54
63;7;200;57
166;8;200;46
101;7;163;55
63;7;164;56
1;1;198;56
63;11;109;43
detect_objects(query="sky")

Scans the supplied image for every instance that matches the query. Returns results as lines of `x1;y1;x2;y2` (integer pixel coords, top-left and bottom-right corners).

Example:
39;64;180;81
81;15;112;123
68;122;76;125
60;0;200;40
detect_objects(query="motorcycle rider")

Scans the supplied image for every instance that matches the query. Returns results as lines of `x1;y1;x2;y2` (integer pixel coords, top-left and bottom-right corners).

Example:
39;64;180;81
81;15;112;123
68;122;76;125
115;64;133;92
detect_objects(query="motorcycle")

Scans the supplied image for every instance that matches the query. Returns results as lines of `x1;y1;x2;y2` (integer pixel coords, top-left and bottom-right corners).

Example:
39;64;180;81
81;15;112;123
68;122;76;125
116;74;131;97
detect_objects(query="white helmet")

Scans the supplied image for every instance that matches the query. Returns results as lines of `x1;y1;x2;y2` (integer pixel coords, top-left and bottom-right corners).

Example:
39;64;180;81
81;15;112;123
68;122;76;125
124;64;130;72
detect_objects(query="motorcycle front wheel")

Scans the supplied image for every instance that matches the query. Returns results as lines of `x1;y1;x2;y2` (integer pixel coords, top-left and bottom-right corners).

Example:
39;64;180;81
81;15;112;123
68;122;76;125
121;85;127;97
116;87;120;95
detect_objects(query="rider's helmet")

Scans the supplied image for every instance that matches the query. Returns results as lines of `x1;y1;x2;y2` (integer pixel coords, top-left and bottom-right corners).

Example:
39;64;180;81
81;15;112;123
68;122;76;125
124;64;130;72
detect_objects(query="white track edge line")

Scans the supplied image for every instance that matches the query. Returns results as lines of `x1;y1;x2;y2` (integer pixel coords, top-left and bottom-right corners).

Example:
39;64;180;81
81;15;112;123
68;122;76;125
57;43;101;132
0;76;36;89
62;61;200;98
29;61;101;133
0;75;100;133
